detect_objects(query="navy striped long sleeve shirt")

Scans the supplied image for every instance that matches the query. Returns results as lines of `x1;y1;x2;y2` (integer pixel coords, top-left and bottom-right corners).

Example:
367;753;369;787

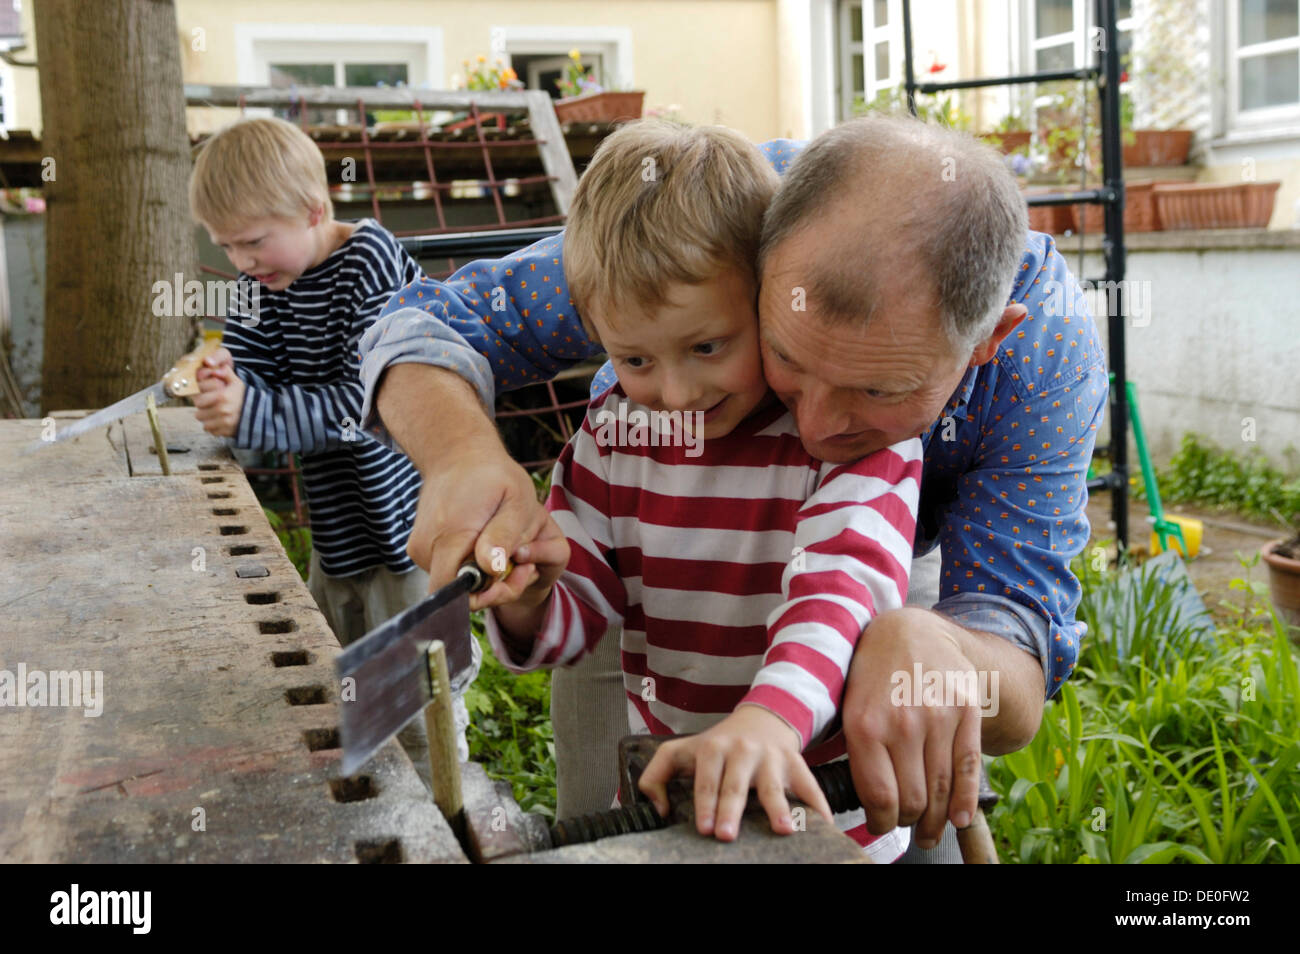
223;219;425;577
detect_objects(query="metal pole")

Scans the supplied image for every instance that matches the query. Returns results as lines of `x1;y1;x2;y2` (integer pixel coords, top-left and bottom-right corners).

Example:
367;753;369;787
902;0;918;116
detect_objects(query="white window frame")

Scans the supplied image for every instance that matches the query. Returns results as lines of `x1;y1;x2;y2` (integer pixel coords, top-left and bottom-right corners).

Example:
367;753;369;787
1020;0;1134;73
489;26;634;91
1225;0;1300;134
838;0;903;119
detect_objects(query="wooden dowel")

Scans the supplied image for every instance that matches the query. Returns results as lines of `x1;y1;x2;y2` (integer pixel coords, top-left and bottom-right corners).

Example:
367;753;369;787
424;641;464;835
145;392;171;476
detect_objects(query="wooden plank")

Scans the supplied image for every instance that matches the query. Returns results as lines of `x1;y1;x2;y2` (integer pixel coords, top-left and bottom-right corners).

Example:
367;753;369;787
0;409;464;863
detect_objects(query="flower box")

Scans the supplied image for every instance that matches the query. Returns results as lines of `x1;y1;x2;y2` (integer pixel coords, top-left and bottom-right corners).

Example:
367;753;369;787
1023;189;1073;234
553;91;645;124
1122;129;1192;167
1152;181;1281;230
982;131;1031;154
1071;181;1164;233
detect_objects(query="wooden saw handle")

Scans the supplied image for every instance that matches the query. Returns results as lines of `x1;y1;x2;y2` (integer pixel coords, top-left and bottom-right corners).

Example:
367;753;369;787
163;337;222;398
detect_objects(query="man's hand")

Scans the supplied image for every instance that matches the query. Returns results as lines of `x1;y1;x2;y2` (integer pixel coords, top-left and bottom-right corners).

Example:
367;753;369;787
194;349;245;438
637;705;833;842
842;606;1043;850
376;364;551;601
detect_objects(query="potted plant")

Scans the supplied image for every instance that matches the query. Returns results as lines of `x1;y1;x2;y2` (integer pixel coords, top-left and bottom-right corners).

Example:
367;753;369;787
1262;520;1300;640
1120;0;1197;167
442;56;524;132
552;49;644;123
982;111;1031;155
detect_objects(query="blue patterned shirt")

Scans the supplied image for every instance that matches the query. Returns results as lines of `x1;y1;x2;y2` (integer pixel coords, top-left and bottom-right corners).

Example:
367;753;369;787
357;141;1108;697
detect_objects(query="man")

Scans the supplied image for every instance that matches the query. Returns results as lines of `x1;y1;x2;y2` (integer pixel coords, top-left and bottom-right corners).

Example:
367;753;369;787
355;114;1107;858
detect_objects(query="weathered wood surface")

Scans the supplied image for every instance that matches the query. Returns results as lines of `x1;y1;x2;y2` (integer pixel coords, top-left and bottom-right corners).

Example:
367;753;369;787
0;409;464;863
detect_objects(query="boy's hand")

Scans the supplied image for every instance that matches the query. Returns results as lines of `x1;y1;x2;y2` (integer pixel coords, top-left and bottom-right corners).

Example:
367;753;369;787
480;512;570;655
637;705;834;841
193;355;245;438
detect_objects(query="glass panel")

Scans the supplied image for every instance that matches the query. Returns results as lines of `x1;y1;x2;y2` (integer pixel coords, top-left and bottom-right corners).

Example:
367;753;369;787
1239;0;1298;46
851;1;863;42
1036;42;1074;71
269;63;334;87
1115;0;1132;21
853;53;865;94
1036;0;1073;38
874;0;888;27
875;41;890;81
1240;49;1300;108
1118;28;1133;62
343;63;409;87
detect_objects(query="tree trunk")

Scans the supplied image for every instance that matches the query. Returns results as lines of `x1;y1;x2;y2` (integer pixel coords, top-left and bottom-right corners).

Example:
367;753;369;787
35;0;196;413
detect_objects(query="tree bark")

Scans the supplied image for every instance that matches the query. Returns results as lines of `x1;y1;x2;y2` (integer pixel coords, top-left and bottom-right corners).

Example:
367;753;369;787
35;0;196;413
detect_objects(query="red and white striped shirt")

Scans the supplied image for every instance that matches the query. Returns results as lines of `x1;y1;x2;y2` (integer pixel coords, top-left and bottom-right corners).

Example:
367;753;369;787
486;386;923;859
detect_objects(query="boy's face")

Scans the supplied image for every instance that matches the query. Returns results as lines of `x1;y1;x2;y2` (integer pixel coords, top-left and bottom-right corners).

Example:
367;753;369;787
206;210;322;292
590;267;771;442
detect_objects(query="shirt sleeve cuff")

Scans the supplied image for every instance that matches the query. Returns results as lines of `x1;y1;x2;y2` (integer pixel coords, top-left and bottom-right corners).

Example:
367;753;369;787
931;592;1053;699
482;593;565;674
357;308;497;453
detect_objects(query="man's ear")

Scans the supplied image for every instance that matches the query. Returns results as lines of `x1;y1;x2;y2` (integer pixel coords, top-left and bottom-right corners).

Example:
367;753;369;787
968;303;1028;367
307;205;323;228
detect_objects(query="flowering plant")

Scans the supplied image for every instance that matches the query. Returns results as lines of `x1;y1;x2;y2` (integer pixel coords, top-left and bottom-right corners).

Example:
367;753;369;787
556;49;603;98
458;54;523;91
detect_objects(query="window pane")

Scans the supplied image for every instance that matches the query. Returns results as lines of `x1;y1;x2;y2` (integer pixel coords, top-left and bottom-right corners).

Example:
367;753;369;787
850;1;863;42
1118;28;1133;61
269;63;334;87
853;53;865;94
1240;49;1300;108
1036;42;1074;71
1116;0;1132;21
875;41;890;81
344;63;409;87
874;0;888;27
1239;0;1299;46
1036;0;1073;38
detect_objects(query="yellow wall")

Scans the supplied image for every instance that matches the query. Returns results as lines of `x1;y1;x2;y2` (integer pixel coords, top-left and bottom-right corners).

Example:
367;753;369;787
12;0;784;143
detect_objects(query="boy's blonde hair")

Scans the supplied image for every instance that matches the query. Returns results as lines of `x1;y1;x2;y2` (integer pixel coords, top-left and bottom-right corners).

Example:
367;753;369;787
565;120;779;338
189;116;333;231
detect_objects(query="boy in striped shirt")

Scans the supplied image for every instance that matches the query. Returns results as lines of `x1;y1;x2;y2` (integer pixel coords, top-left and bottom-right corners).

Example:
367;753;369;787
483;121;923;860
187;117;478;780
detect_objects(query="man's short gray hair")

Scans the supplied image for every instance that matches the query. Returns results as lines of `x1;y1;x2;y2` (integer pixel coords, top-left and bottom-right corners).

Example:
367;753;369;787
758;113;1028;354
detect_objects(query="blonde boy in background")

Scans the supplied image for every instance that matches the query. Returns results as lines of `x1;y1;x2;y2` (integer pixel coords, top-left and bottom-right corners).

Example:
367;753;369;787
187;117;478;782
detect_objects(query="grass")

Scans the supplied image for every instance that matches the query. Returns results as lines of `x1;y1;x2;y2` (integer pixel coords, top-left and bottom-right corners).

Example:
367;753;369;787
987;550;1300;863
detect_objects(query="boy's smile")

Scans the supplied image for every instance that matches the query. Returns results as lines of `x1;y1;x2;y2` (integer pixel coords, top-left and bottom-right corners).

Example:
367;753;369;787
590;267;772;442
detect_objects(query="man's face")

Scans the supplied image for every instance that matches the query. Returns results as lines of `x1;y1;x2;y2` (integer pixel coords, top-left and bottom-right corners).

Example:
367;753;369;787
590;267;772;442
758;229;972;463
207;212;320;292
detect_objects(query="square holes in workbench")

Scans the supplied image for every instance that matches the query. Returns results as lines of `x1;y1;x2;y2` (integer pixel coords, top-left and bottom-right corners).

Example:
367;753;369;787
259;619;296;635
354;839;403;863
245;591;281;605
302;727;340;752
271;649;310;667
284;684;326;706
329;775;376;803
228;545;260;556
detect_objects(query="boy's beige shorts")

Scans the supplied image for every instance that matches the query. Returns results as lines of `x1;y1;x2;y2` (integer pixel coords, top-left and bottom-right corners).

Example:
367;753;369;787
307;549;479;792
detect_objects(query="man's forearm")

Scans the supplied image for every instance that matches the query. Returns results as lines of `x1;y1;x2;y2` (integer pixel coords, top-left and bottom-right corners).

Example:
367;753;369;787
931;611;1045;754
375;363;504;476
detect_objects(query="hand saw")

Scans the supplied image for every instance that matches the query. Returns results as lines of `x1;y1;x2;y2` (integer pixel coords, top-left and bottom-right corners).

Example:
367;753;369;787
22;338;222;452
336;556;512;776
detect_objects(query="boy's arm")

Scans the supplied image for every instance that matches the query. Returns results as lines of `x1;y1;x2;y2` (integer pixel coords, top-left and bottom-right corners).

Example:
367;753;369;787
223;242;421;454
482;395;627;673
638;437;924;839
746;437;924;748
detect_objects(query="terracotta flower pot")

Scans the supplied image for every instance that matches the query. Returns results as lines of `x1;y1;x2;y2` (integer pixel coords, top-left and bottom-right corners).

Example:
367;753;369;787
1072;181;1164;232
983;130;1031;154
1262;539;1300;639
1122;129;1193;167
553;91;645;124
1152;181;1281;230
1023;188;1073;234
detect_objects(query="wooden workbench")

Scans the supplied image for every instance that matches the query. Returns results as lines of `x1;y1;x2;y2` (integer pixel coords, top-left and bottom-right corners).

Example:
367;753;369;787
0;408;465;863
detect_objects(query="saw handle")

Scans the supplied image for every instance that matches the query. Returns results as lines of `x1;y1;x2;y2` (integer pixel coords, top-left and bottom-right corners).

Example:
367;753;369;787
456;556;515;595
163;337;222;398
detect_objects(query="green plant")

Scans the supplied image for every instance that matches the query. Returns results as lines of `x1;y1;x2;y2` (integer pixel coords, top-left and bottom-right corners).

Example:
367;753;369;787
263;507;311;581
463;616;557;817
1149;434;1300;526
459;54;523;92
852;82;972;131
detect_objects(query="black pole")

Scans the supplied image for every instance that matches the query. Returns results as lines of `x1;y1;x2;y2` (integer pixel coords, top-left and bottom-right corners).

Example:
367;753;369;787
902;0;917;116
1096;0;1129;553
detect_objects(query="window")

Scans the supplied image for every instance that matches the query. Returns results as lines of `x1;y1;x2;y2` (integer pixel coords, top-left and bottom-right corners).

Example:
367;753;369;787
838;0;902;119
490;26;633;97
1232;0;1300;121
510;52;604;98
1026;0;1133;73
234;24;442;125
